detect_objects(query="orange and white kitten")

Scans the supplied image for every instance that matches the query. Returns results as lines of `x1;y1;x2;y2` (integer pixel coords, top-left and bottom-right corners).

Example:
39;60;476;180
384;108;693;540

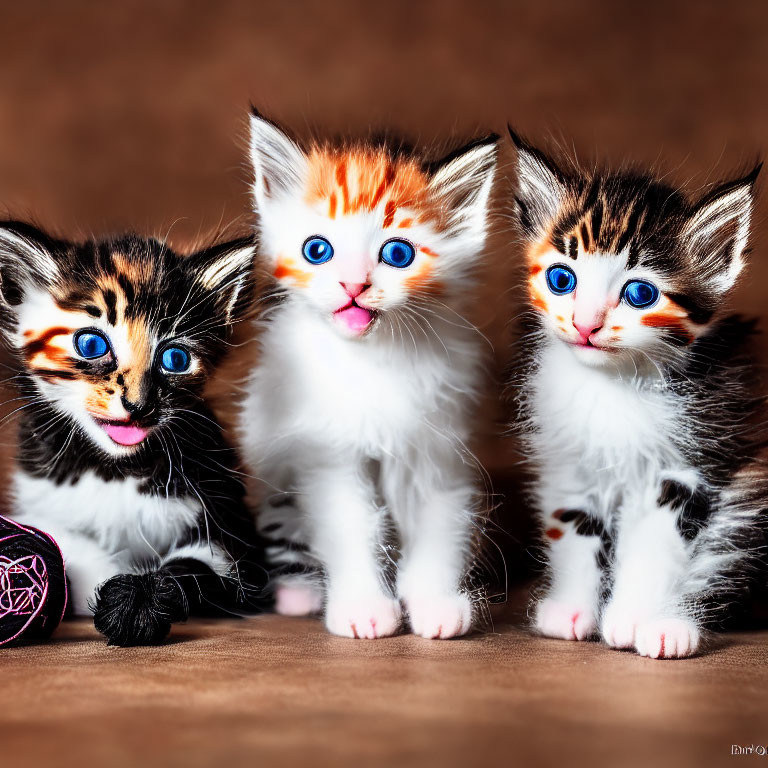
239;112;498;639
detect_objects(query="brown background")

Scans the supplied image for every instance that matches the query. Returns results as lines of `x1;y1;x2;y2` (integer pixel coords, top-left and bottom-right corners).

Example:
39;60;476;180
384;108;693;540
2;0;768;576
0;4;767;767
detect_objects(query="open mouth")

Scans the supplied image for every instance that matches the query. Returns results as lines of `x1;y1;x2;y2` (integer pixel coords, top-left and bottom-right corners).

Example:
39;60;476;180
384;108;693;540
333;301;377;335
94;419;151;447
566;338;612;352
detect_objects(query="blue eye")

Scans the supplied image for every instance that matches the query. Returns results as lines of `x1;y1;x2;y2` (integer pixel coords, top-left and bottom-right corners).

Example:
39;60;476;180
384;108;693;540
74;330;110;359
160;346;191;373
622;280;659;309
380;239;416;269
545;265;577;295
302;236;334;265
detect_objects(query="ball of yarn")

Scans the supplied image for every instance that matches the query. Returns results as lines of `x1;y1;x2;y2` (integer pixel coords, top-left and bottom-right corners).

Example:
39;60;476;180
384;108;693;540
0;515;67;646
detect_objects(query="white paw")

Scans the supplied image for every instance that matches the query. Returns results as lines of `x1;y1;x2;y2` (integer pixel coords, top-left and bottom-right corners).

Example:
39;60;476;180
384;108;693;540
274;583;324;617
601;603;641;649
635;617;700;659
325;594;402;639
535;598;597;641
406;592;473;639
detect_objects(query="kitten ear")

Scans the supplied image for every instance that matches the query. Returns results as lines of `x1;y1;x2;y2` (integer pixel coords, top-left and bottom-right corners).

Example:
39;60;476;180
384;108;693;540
428;135;498;243
248;108;308;209
190;238;256;323
0;222;61;310
682;164;761;293
510;128;568;239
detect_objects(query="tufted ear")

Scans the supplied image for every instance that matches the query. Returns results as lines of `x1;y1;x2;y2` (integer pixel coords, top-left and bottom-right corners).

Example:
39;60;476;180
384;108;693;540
248;108;308;211
682;164;760;293
509;128;568;240
0;222;61;310
428;135;498;244
190;238;256;323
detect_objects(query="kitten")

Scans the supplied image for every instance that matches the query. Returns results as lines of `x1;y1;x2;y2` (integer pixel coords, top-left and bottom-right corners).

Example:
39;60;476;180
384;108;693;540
510;130;766;658
0;223;267;645
238;111;498;639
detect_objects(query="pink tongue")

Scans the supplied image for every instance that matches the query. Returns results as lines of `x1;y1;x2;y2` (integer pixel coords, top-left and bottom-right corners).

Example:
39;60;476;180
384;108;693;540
334;305;374;334
102;423;149;446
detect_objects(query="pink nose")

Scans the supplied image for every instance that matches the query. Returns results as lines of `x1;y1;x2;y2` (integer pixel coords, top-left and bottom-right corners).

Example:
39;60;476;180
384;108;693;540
573;319;603;343
340;282;368;298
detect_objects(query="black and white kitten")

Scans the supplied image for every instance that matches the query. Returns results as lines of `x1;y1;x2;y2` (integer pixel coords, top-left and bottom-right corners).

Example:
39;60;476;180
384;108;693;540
510;131;766;658
0;223;267;645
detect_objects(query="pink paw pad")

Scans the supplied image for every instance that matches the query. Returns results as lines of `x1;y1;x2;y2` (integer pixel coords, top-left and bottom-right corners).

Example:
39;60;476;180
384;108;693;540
602;620;637;649
406;593;473;639
274;584;323;617
325;595;402;639
635;618;700;659
535;598;597;641
601;603;641;648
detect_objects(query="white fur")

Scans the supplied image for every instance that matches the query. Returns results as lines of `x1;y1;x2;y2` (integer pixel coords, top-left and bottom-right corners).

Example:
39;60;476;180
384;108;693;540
241;300;484;638
516;144;759;657
0;229;59;285
249;116;308;207
242;118;496;639
525;253;759;658
682;183;753;292
11;471;219;615
515;144;566;231
428;143;497;238
528;334;709;657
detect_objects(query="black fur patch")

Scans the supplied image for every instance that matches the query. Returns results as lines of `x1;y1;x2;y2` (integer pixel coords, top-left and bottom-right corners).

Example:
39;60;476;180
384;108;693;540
0;225;270;646
103;288;118;326
92;571;188;646
266;537;311;553
666;292;715;326
554;508;605;537
658;479;713;541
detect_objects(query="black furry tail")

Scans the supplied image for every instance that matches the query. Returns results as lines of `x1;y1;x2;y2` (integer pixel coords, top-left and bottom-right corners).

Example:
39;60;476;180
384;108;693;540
92;558;269;647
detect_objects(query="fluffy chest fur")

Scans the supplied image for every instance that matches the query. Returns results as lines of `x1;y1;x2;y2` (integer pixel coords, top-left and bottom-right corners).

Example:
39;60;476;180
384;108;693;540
529;340;689;515
246;301;480;458
12;470;202;557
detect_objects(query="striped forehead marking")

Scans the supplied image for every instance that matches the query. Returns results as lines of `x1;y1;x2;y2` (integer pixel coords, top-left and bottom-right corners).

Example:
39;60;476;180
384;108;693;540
552;190;651;268
305;148;436;226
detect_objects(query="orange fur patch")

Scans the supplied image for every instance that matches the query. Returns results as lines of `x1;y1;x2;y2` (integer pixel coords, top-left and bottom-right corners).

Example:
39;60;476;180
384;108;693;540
23;326;74;370
383;200;397;228
528;280;549;313
85;391;112;416
122;318;152;400
640;313;694;344
111;250;153;284
640;297;693;344
545;528;564;541
274;258;312;288
526;240;559;315
419;246;439;258
304;146;437;225
404;261;441;294
526;237;558;262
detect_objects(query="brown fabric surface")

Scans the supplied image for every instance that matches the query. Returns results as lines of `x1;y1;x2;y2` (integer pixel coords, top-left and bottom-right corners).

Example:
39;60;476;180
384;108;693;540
1;599;766;768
